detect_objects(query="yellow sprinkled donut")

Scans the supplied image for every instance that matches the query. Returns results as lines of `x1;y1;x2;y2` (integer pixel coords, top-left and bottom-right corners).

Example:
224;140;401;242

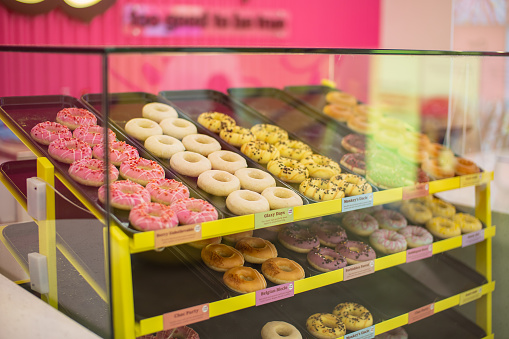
426;216;461;238
299;178;345;201
219;125;256;147
333;302;373;332
275;140;313;161
306;313;346;339
300;154;341;179
240;140;280;164
250;124;289;144
428;198;456;218
400;201;433;225
197;112;236;133
329;173;372;196
453;213;482;233
267;157;309;183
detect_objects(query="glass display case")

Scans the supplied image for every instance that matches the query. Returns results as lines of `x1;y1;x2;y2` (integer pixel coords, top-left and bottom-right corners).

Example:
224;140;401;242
0;46;499;339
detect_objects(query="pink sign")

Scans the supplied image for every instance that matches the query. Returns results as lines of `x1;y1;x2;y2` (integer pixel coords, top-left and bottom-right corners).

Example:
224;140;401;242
462;230;485;247
163;303;209;329
402;183;429;200
343;260;375;281
256;282;294;306
408;303;434;324
406;245;433;263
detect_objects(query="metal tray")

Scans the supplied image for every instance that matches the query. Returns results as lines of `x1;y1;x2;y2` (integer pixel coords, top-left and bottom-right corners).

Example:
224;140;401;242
81;92;310;214
0;95;218;234
158;89;377;200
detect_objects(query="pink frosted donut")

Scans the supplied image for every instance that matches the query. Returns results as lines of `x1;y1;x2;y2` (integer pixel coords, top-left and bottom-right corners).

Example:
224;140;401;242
93;141;139;166
68;158;119;187
129;202;179;231
336;240;376;265
73;124;116;147
146;178;190;205
342;211;379;236
98;180;151;210
30;121;72;145
312;221;348;247
171;198;219;225
119;158;165;186
307;247;347;272
278;225;320;253
398;225;433;248
372;209;407;231
369;229;407;254
48;137;92;164
137;326;199;339
56;107;97;130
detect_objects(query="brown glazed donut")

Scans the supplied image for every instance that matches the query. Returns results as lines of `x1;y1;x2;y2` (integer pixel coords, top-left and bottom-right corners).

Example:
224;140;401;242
261;257;305;284
223;266;267;293
235;237;278;264
201;243;244;272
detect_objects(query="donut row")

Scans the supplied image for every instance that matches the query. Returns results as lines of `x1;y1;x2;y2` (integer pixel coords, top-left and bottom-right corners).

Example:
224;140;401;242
307;302;373;338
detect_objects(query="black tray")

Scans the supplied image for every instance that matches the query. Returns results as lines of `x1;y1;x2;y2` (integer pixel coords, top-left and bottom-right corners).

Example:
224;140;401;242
81;92;309;214
0;95;217;234
158;89;377;199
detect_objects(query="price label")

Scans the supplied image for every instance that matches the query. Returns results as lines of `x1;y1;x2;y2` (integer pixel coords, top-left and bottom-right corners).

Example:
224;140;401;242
256;282;294;306
459;286;483;305
408;303;435;324
343;260;375;281
406;244;433;263
462;229;485;247
345;325;375;339
163;303;209;329
254;207;294;229
342;193;373;213
154;224;202;248
460;173;484;187
402;183;429;200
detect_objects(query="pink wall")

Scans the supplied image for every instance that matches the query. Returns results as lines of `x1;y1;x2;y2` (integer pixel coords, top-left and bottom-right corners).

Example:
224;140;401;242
0;0;380;97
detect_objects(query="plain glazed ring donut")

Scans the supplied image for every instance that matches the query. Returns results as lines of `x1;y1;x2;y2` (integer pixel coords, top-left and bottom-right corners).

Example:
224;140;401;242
306;313;346;339
222;230;254;246
453;213;482;233
323;103;353;122
241;140;280;164
300;154;341;179
299;178;345;201
275;140;313;161
170;197;218;224
372;209;407;231
455;157;480;176
307;247;347;272
267;157;309;184
234;168;276;193
329;173;372;196
223;266;266;294
251;124;289;144
226;190;270;215
144;135;185;159
30;121;72;145
119;158;165;186
160;117;198;140
201;243;244;272
220;125;257;147
333;302;373;331
170;151;212;177
261;187;303;209
187;236;222;250
398;226;433;248
369;229;407;254
261;321;302;339
98;180;151;210
336;240;376;265
142;102;178;123
400;201;433;225
125;118;163;141
128;202;179;231
68;158;119;187
182;134;221;156
208;150;248;174
426;216;461;239
197;112;236;133
261;257;305;284
235;236;278;264
342;211;379;236
197;170;241;196
326;90;357;106
347;115;370;135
